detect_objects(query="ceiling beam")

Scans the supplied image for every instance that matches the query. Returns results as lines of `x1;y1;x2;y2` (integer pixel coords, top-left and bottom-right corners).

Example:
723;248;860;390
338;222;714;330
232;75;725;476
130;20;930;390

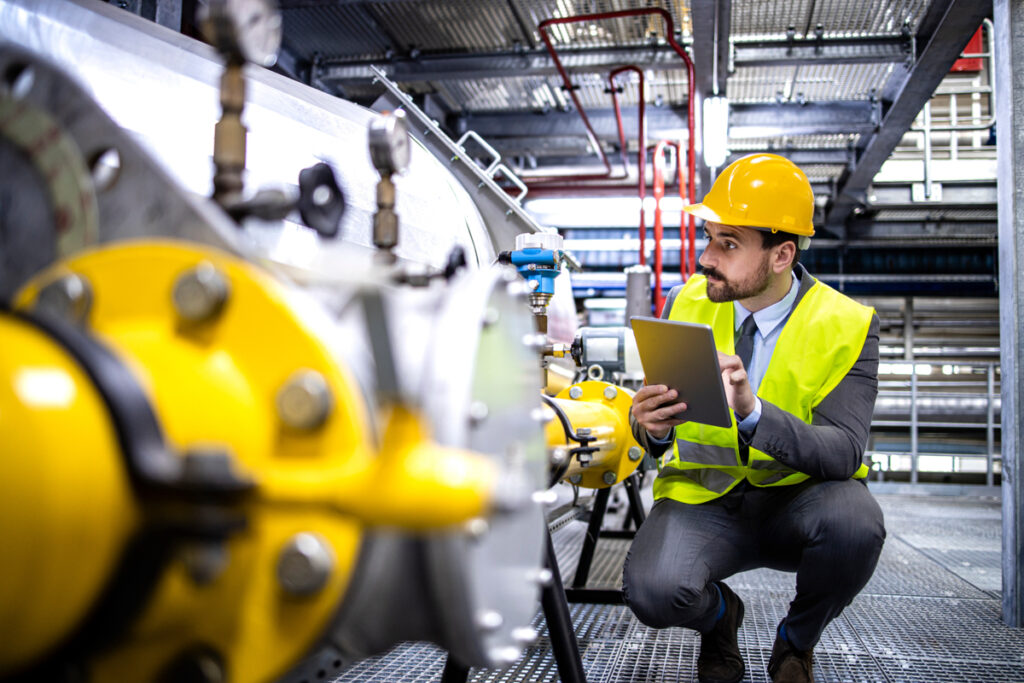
455;101;878;142
314;36;914;85
825;0;993;232
690;0;730;198
726;148;853;166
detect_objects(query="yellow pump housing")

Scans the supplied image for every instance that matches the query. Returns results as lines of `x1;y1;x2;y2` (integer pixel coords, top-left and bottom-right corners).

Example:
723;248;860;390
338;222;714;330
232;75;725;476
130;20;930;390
1;241;501;682
544;381;644;489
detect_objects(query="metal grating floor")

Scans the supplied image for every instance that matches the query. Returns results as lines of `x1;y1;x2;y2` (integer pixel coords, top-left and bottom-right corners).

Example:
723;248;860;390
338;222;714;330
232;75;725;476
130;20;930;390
334;493;1024;682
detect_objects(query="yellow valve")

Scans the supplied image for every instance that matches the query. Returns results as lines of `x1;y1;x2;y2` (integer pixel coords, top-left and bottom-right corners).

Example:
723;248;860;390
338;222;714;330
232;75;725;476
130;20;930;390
9;240;501;683
544;381;643;488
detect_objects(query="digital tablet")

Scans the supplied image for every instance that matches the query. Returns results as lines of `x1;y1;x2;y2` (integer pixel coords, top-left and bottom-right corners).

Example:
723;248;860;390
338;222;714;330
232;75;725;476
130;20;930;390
630;316;732;428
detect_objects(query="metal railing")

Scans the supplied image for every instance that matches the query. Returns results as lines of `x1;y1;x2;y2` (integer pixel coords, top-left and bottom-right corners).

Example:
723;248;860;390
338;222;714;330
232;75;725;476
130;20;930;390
868;360;1001;486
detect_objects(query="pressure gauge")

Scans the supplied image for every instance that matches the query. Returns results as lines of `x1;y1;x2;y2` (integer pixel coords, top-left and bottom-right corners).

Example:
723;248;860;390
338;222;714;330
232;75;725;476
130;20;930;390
200;0;282;67
368;109;411;176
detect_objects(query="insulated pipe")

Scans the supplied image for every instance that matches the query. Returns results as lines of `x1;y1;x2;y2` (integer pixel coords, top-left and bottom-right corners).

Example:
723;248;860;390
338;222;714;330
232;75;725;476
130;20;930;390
609;66;647;265
533;7;697;203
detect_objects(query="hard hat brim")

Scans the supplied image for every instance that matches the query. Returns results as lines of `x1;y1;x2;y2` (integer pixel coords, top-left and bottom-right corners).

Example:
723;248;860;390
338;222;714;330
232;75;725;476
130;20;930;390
682;202;722;224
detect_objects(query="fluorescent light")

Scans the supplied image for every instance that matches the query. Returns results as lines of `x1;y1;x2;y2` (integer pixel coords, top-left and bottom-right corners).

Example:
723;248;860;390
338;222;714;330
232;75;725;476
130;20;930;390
703;96;729;169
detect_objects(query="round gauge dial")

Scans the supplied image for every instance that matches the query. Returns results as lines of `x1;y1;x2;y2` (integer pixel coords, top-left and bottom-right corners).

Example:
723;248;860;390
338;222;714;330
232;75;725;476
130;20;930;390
368;110;411;176
201;0;282;67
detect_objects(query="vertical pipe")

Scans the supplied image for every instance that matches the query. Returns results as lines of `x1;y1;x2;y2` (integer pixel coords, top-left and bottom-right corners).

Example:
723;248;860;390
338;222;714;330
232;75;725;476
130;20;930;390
625;265;653;321
923;101;933;200
652;141;668;315
910;367;919;484
950;92;959;160
903;297;914;360
609;67;647;266
994;0;1024;627
988;362;996;488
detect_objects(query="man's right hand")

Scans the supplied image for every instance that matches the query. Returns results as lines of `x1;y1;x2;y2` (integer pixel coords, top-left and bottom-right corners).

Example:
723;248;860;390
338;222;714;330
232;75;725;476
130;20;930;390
632;384;688;440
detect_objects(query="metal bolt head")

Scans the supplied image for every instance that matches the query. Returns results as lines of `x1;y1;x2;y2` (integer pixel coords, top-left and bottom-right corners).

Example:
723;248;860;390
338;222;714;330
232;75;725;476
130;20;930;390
569;473;582;484
464;517;489;539
172;262;229;323
512;627;538;644
35;273;92;325
277;532;333;596
602;470;617;485
487;647;521;666
628;446;643;462
277;370;333;430
476;609;504;632
603;385;618;400
182;542;229;586
468;401;489;425
482;307;500;327
568;386;583;400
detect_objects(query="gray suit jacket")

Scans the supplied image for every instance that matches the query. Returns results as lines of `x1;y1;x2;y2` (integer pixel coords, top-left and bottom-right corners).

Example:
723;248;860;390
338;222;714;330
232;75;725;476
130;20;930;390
630;265;880;481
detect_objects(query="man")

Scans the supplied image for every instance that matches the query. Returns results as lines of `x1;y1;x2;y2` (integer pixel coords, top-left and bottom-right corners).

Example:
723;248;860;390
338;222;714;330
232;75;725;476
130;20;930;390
623;153;886;683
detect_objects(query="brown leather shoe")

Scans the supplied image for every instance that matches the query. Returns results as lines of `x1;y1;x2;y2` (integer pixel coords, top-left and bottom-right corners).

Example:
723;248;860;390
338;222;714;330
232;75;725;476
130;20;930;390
697;582;745;683
767;627;814;683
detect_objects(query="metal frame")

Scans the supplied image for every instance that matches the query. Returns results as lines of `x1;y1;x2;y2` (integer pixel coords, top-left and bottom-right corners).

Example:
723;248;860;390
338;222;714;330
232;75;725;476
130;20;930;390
826;0;994;235
994;0;1023;630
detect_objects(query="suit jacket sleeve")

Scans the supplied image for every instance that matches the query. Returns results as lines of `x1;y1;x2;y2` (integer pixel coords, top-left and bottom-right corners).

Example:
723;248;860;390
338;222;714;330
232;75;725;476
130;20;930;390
748;314;880;480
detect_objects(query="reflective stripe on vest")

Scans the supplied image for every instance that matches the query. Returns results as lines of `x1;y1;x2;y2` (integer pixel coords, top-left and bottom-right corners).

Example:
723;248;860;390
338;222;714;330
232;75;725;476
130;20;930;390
652;273;874;504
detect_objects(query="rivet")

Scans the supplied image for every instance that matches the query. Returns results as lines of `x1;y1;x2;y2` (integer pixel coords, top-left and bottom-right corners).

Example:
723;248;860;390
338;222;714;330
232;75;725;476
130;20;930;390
277;532;333;596
35;273;92;325
468;401;489;425
512;627;538;644
602;470;617;485
568;386;583;400
464;517;489;539
476;609;504;632
277;370;333;430
603;385;618;400
172;262;229;323
628;446;644;462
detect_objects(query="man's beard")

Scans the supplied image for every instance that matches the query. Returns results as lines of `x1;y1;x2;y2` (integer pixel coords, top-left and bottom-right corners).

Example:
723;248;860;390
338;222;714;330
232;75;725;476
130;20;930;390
702;253;773;303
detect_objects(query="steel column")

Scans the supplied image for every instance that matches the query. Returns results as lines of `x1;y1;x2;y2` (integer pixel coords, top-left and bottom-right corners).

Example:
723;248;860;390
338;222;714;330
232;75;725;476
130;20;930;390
995;0;1024;628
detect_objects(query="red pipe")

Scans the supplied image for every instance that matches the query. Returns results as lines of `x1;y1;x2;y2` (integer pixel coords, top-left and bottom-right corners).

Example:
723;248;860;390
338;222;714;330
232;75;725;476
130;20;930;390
652;140;670;315
533;9;695;201
608;66;646;265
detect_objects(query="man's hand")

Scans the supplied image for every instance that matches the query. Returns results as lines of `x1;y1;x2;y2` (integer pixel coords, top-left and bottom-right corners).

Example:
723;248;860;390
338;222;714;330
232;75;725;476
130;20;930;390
632;384;688;440
717;351;757;419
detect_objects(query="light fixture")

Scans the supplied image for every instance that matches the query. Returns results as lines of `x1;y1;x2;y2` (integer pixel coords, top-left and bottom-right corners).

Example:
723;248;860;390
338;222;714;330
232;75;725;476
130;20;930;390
703;95;729;169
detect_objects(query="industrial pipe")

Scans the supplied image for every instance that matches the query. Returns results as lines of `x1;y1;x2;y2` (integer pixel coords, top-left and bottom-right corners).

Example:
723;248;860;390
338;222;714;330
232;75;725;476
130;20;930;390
533;9;696;202
609;66;647;265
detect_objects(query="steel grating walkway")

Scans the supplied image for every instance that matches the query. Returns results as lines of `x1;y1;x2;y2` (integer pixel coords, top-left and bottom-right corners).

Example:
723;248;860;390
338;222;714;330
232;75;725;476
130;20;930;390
334;493;1024;682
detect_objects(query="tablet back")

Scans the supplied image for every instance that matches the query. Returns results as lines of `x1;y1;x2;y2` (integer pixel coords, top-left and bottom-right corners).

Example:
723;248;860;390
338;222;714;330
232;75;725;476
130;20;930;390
630;317;733;428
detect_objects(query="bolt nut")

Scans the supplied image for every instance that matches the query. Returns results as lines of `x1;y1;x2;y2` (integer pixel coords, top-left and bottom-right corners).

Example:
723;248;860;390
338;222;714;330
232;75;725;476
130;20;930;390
277;370;333;430
512;627;538;644
530;568;553;587
182;542;228;586
569;473;582;484
603;385;618;400
568;386;583;400
602;470;617;485
277;532;334;596
482;307;500;327
172;262;229;323
464;517;489;539
35;273;92;325
628;446;644;462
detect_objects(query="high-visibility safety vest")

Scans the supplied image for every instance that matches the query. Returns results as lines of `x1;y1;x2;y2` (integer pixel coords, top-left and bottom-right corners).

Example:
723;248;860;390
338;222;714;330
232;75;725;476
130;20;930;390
653;273;874;504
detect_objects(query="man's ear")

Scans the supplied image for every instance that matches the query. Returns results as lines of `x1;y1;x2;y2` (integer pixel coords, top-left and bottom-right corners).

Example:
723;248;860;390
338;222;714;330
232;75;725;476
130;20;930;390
772;241;796;273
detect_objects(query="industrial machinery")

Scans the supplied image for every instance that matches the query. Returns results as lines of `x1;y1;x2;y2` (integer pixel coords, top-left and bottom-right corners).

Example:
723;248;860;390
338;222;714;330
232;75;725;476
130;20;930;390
0;1;652;681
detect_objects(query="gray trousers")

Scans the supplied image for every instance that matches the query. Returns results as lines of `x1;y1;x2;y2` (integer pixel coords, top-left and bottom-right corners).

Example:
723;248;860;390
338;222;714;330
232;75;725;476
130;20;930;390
621;479;885;651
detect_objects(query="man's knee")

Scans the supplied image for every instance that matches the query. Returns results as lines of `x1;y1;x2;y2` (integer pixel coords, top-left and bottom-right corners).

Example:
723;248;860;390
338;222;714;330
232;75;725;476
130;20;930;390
623;563;711;629
811;482;886;557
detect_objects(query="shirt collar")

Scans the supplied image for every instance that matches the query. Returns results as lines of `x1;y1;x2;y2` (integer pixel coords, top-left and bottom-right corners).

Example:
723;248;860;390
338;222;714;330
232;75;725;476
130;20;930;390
733;270;800;337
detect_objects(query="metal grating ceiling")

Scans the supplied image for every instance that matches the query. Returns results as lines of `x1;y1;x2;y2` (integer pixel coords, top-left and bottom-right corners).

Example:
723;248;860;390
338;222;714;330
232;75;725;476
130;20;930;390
730;133;861;150
730;0;931;40
514;0;692;46
728;62;899;103
367;1;527;53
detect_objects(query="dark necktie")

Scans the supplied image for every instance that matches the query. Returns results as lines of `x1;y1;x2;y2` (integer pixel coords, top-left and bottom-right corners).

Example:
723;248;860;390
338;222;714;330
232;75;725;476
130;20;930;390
735;315;758;370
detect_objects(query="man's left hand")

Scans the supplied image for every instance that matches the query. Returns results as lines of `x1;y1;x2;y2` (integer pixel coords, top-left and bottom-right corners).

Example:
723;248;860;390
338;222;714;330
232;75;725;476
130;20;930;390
717;351;757;419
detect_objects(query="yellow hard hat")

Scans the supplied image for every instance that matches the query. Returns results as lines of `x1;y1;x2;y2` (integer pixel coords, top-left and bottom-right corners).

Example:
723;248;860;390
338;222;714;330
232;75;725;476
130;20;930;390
683;153;815;238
